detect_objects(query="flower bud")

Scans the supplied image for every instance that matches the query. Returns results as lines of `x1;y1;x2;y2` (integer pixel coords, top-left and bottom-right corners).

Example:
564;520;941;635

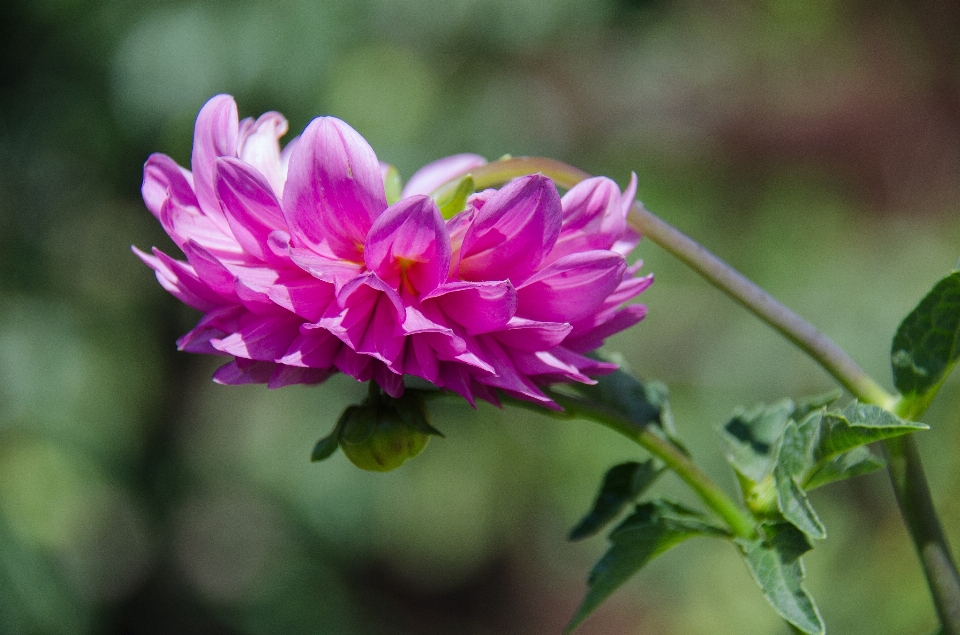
339;403;429;472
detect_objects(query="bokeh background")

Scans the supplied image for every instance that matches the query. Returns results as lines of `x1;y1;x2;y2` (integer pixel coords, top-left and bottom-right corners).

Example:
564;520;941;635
2;0;960;633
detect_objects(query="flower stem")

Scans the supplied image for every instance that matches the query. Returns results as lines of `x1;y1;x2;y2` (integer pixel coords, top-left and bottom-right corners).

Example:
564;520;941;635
447;157;960;629
541;390;757;540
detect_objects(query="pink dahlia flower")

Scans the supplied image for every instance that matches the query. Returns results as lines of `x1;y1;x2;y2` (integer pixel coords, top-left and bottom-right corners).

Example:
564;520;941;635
135;95;652;408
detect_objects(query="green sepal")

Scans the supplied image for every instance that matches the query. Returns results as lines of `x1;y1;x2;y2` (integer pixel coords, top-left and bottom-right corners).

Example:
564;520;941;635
566;499;728;633
435;174;475;219
569;460;663;541
563;357;683;451
394;390;445;437
311;405;356;462
736;522;824;635
384;164;403;205
891;270;960;416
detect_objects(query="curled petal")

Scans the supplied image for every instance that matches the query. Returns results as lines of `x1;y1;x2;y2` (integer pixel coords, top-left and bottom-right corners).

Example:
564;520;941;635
191;95;239;234
402;153;487;198
424;280;517;335
563;304;648;353
365;196;450;296
493;318;572;352
517;251;626;323
459;174;562;284
549;176;630;261
211;314;302;361
215;157;287;262
237;111;289;198
283;116;386;261
142;153;198;220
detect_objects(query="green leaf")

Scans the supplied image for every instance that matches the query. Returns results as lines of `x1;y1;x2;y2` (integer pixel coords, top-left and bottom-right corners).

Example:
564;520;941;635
311;405;356;462
569;461;663;541
720;399;794;483
384;164;403;205
737;523;824;635
435;174;475;219
804;446;885;490
774;465;826;541
891;271;960;406
566;500;727;633
572;367;664;429
791;389;842;420
817;403;926;468
777;403;924;488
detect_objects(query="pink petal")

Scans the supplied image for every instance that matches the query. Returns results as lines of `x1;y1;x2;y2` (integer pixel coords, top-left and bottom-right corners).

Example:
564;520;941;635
176;306;244;354
182;240;238;297
282;116;386;261
267;274;336;322
401;153;487;198
424;280;517;335
213;358;275;385
147;247;234;309
191;95;239;235
210;314;302;361
492;318;572;352
281;329;343;369
516;251;626;323
267;365;334;389
364;195;450;296
142;153;198;220
458;174;562;284
215;157;287;262
237;111;289;198
548;176;628;261
563;304;648;353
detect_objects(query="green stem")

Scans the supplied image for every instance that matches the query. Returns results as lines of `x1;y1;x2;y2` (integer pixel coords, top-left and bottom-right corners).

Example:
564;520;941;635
447;157;960;628
887;406;960;635
541;390;757;540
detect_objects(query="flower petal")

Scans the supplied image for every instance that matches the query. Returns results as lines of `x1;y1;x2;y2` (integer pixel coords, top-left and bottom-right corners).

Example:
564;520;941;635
401;153;487;198
516;251;626;323
424;280;517;335
142;153;198;220
458;174;561;284
237;111;289;198
282;116;386;261
364;195;450;296
215;157;287;262
191;95;239;234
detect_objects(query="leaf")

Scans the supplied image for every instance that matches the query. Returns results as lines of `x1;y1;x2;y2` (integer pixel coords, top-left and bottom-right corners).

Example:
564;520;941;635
891;271;960;403
817;403;926;468
804;446;885;490
384;164;403;205
572;367;664;429
436;174;475;219
774;465;826;541
737;523;824;635
777;403;924;488
566;500;727;633
720;399;794;483
311;405;355;462
569;461;663;541
791;389;842;420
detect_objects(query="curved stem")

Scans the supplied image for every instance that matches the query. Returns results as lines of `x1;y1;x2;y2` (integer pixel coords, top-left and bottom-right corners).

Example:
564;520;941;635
541;390;757;540
449;157;960;629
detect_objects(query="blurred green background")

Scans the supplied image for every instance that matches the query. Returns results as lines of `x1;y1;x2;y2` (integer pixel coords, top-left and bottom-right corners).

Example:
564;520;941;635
2;0;960;633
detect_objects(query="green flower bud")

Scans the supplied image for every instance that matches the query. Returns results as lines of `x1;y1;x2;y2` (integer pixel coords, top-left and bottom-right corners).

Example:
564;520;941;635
339;404;429;472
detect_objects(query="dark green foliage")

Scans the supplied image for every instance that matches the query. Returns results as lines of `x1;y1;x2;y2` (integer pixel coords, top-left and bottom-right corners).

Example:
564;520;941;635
736;523;823;635
566;500;727;632
569;460;663;541
892;271;960;401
